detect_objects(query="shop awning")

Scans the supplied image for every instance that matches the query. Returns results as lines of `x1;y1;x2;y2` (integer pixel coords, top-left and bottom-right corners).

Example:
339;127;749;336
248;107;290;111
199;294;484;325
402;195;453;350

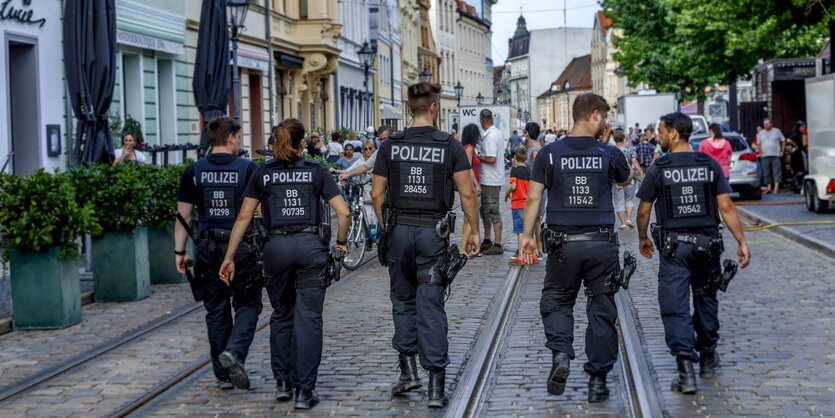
380;103;401;120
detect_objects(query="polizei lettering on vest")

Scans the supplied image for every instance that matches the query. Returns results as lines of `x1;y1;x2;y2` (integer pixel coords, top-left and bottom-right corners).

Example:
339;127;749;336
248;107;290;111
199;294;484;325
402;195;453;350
390;145;445;163
663;166;713;184
201;171;239;184
560;156;603;172
263;171;313;186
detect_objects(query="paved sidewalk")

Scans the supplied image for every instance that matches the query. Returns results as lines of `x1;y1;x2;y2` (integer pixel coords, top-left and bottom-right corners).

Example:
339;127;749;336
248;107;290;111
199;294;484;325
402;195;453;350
482;262;624;417
618;222;835;416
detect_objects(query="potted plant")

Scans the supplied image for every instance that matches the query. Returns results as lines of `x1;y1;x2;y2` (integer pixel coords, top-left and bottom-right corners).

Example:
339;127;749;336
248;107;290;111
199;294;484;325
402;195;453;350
143;163;189;284
69;163;153;302
0;170;99;329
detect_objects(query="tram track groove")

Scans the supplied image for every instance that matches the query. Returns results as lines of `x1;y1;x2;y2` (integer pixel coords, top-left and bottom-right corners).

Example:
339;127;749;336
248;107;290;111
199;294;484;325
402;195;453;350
616;289;665;418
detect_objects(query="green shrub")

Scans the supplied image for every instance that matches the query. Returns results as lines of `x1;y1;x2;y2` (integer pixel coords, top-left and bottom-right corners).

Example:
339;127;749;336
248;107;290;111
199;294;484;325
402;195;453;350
142;163;188;229
68;163;153;234
0;170;100;259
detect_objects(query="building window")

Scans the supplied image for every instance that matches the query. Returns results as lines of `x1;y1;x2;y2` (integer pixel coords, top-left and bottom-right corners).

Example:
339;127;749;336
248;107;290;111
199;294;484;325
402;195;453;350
300;0;308;19
121;53;143;131
156;59;176;147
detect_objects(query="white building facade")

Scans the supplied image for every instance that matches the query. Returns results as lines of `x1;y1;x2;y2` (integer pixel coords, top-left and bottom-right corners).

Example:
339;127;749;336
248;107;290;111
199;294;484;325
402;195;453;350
336;0;372;131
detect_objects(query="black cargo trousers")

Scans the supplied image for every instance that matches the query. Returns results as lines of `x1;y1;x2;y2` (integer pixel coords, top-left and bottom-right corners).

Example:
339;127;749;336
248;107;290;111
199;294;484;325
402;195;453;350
540;240;620;377
195;239;263;382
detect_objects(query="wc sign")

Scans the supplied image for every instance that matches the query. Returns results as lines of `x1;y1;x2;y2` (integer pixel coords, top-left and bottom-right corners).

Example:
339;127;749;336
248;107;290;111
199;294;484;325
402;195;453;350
458;105;512;139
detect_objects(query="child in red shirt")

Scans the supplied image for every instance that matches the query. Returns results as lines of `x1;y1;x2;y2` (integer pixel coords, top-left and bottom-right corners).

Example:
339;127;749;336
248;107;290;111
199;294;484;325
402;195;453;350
505;147;536;264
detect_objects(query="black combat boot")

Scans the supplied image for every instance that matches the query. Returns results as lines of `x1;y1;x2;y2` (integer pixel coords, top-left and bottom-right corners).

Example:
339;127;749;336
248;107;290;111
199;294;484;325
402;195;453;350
392;354;422;395
671;357;698;394
293;388;320;410
274;379;293;401
547;352;571;395
587;375;609;403
218;351;250;390
699;351;720;378
427;369;448;408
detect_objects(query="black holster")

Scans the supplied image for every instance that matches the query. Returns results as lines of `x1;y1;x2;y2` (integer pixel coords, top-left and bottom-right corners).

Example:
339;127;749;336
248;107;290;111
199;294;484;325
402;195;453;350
541;228;567;262
184;259;204;301
325;246;344;285
378;208;395;267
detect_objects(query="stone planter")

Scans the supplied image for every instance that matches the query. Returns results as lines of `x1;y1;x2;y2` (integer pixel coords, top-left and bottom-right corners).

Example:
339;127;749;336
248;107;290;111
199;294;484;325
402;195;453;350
8;248;82;329
91;229;150;302
148;222;186;284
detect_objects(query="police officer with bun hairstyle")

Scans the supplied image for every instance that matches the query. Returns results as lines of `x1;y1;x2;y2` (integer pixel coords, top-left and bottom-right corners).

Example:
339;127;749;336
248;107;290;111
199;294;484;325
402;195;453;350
174;116;262;391
519;93;633;403
220;118;350;410
371;82;481;408
636;112;750;395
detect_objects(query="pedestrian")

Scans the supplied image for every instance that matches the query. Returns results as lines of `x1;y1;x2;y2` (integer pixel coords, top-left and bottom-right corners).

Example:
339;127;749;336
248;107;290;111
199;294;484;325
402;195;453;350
371;82;481;408
519;93;632;403
460;123;481;257
505;147;534;265
477;108;506;255
757;118;786;194
219;118;350;410
613;131;643;229
524;122;545;257
752;125;767;194
349;131;364;152
635;132;655;172
786;121;807;193
366;126;378;147
337;125;392;182
174;116;262;391
699;123;732;181
636;111;751;395
335;143;361;171
306;131;324;156
326;131;343;164
113;132;147;165
544;128;558;145
509;129;523;154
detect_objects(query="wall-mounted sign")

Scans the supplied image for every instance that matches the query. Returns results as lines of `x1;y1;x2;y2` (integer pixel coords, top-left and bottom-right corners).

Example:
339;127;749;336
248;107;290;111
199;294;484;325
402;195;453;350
0;0;47;27
117;30;183;55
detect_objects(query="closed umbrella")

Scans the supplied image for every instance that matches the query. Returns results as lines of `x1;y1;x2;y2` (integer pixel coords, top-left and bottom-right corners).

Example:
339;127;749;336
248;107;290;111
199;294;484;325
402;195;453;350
64;0;117;166
193;0;230;154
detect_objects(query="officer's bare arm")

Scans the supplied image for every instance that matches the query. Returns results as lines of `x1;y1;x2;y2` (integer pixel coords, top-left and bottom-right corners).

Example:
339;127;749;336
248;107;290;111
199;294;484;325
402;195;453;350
371;174;388;229
174;202;193;253
717;193;751;268
616;170;634;188
222;197;259;263
637;201;653;240
521;180;544;237
453;170;480;236
330;195;351;244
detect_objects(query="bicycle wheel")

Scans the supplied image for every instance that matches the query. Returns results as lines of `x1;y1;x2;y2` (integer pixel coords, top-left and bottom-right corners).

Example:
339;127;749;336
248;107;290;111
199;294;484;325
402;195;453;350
343;215;367;270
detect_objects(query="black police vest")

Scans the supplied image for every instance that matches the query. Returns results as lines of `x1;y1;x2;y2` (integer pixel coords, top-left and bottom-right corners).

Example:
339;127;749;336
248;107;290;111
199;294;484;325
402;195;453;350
263;159;320;229
193;156;251;232
386;129;452;213
654;153;718;230
545;140;615;226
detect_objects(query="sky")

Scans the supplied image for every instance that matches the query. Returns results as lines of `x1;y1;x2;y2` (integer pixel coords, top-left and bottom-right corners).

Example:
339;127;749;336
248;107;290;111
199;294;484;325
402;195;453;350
490;0;600;65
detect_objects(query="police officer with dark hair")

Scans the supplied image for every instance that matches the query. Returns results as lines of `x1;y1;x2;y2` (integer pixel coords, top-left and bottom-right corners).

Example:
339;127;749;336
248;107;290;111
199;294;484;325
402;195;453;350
636;111;750;394
174;116;262;391
519;92;632;403
220;118;350;410
371;82;481;408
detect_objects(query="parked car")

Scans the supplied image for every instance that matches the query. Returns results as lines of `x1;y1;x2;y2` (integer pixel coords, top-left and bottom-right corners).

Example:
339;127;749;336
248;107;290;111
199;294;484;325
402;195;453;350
690;115;709;134
689;132;762;200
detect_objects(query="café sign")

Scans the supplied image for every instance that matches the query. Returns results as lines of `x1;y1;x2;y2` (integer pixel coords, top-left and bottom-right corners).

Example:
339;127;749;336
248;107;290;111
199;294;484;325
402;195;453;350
0;0;46;27
117;30;183;55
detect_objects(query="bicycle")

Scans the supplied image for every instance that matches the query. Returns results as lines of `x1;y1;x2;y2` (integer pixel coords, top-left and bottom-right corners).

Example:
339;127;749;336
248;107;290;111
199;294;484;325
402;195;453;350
340;177;378;270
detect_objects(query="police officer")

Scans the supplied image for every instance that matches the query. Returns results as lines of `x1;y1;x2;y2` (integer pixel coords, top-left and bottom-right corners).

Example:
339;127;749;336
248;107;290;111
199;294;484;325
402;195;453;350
174;116;262;391
371;82;481;408
636;112;750;394
519;93;632;402
220;118;350;410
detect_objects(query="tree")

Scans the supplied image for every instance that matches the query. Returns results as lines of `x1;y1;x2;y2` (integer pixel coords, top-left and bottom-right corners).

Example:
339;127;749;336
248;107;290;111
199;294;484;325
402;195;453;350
603;0;830;105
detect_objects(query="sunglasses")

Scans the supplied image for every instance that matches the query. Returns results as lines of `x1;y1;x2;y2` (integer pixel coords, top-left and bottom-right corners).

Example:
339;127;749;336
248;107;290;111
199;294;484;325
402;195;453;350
363;147;374;151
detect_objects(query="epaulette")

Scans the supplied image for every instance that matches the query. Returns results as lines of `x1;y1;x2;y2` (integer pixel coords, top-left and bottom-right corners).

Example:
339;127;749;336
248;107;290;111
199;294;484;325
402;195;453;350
432;129;453;142
693;152;711;163
302;158;320;167
389;130;406;140
656;154;672;165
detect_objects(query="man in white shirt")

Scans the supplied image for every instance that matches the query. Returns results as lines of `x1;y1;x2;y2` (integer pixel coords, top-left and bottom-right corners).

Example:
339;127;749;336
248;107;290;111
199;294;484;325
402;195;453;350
544;129;558;145
757;118;786;194
477;109;506;255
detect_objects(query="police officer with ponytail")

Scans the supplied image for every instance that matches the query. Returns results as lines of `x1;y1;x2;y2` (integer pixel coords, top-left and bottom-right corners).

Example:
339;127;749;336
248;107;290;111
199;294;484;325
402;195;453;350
220;119;350;410
519;93;632;403
174;116;262;391
636;112;750;395
371;82;481;408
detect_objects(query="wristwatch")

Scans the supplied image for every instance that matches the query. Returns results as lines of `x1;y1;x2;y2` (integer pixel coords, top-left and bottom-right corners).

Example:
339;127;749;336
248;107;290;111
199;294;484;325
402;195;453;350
174;249;187;256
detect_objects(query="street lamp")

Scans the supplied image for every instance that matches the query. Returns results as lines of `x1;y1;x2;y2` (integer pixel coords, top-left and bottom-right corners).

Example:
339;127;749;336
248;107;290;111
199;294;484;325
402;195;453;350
419;67;432;83
476;92;484;105
357;41;376;129
454;81;464;107
228;0;250;123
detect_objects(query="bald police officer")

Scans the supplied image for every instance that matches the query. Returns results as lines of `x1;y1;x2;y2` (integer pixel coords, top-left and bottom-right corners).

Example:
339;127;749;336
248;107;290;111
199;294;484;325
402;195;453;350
636;112;750;394
520;93;632;403
175;117;262;391
371;82;481;408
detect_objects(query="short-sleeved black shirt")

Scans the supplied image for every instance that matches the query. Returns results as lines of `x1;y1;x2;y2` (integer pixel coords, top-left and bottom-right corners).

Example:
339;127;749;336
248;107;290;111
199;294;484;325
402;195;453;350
636;152;731;234
177;153;258;204
531;137;631;233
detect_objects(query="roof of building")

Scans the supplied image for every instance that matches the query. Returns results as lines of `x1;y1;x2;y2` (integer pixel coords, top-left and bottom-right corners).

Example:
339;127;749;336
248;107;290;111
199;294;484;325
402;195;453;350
596;10;612;37
538;54;592;98
507;15;530;59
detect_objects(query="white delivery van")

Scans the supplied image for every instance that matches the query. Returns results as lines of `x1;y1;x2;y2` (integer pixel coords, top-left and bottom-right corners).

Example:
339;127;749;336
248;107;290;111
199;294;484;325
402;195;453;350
803;73;835;213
